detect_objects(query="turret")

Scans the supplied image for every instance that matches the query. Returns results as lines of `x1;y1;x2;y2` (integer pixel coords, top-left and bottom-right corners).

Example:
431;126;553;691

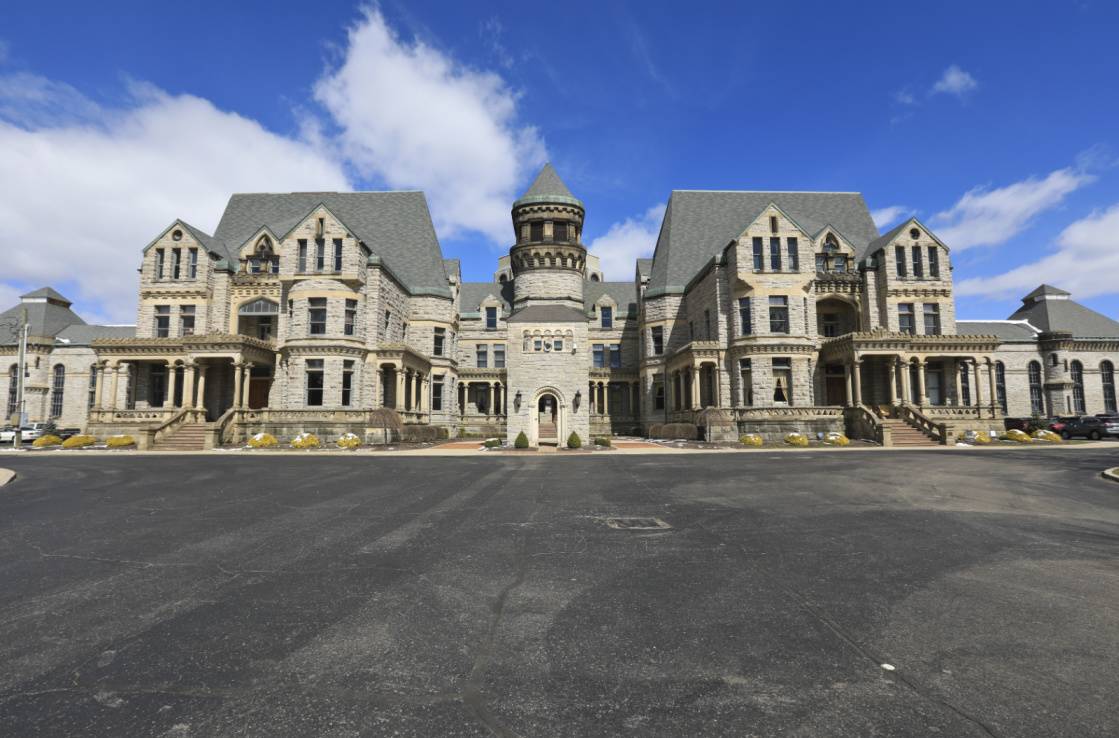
509;164;586;308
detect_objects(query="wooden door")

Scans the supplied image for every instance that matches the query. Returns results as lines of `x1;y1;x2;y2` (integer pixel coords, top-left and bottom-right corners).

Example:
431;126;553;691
248;378;271;409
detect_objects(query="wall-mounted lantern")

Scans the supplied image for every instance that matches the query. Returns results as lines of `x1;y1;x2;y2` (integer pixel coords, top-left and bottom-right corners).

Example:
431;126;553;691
573;390;581;412
514;391;522;412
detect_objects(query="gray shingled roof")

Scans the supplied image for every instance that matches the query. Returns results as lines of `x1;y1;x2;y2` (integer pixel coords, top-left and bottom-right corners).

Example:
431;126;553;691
956;321;1039;341
1022;284;1071;300
460;281;514;314
513;163;583;208
1008;289;1119;338
179;221;231;263
0;294;86;344
647;191;879;295
864;220;913;256
213;192;450;297
584;281;638;316
636;258;653;279
442;259;461;281
20;287;72;304
507;305;587;323
55;324;136;346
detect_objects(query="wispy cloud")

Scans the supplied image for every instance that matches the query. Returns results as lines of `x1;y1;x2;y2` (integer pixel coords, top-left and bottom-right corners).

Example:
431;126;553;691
893;88;917;106
870;205;912;229
956;203;1119;300
931;165;1094;250
618;15;674;98
479;17;513;69
589;204;666;280
931;65;978;97
0;40;9;65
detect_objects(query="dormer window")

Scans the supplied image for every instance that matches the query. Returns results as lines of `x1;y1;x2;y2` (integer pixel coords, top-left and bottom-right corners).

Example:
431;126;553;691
600;306;613;329
485;306;498;330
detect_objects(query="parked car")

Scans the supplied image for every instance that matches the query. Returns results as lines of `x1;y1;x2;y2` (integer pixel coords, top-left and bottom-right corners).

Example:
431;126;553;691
0;423;52;444
1097;416;1119;437
1048;417;1076;434
56;428;82;440
1057;415;1111;440
0;426;14;444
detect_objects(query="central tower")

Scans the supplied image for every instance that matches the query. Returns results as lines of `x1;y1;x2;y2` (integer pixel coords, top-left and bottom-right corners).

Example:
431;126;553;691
509;163;586;310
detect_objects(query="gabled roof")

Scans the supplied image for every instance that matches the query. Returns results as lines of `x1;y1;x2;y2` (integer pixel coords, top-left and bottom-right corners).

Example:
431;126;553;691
144;220;231;263
212;192;451;297
583;281;638;316
956;320;1039;342
646;190;879;295
513;163;583;208
1007;286;1119;338
864;217;950;256
459;281;514;314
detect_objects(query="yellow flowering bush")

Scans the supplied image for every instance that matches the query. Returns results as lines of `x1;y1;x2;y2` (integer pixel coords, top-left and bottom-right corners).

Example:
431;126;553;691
247;433;278;449
290;432;320;449
336;432;362;450
1032;429;1061;443
106;435;135;448
739;433;764;447
824;432;850;446
62;434;96;449
784;432;809;447
971;431;992;445
32;434;63;448
1001;429;1031;443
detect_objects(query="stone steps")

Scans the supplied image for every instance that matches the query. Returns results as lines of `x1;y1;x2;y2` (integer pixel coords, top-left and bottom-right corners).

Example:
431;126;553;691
154;424;210;451
880;420;939;447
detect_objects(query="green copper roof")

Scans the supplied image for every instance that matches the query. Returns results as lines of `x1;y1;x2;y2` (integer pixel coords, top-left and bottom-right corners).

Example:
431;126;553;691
513;163;583;208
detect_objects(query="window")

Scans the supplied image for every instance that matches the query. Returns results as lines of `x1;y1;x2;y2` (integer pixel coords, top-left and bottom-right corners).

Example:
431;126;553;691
770;237;782;271
432;376;444;411
768;296;789;333
898;303;915;335
50;365;64;418
171;248;181;279
928;246;939;279
704;309;712;340
333;239;343;272
1071;360;1085;413
154;305;171;338
1029;361;1044;415
752;238;764;271
593;343;605;368
485;306;498;330
298;239;307;272
532;338;543;352
344;299;356;336
961;363;971;405
305;359;324;406
256;316;273;340
155;249;165;279
651;326;664;355
553;222;568;242
833;255;847;273
1049;353;1059;367
494;344;506;369
553;338;564;352
610;344;622;368
895;245;907;277
654;379;665;410
384;310;391;333
88;365;98;409
816;253;827;271
995;361;1007;413
6;365;17;417
772;357;792;405
1101;361;1116;414
738;297;752;336
922;303;941;335
315;239;325;272
341;360;354;406
530;221;544;241
476;345;488;368
912;245;923;278
188;248;198;279
769;215;778;233
179;305;196;336
739;359;753;406
787;237;799;271
433;327;445;356
822;313;839;338
308;298;327;335
601;306;613;329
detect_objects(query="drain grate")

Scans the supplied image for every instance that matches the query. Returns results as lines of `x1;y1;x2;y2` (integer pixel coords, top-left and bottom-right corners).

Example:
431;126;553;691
605;516;671;530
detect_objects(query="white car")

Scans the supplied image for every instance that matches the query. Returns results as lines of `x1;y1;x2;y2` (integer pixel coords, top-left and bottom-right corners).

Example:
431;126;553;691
0;423;47;444
0;427;14;444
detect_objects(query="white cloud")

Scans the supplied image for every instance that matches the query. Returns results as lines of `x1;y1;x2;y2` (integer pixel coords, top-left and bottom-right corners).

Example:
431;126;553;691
893;89;917;106
0;79;348;322
931;166;1094;250
588;204;666;281
870;205;911;229
313;7;546;243
956;203;1119;300
931;65;978;97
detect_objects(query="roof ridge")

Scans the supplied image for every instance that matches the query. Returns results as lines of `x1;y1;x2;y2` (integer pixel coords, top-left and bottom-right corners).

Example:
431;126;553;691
672;189;864;195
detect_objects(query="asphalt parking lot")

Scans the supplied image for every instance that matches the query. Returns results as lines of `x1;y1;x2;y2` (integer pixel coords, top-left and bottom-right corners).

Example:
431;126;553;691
1;449;1118;737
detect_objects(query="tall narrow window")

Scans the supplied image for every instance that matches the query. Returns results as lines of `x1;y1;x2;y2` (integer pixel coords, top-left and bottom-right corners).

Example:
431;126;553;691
179;305;196;336
433;327;445;356
333;239;343;272
384;310;391;332
769;215;778;233
308;298;327;335
297;239;307;272
738;297;752;336
610;344;622;368
922;303;941;335
704;309;712;340
1071;360;1085;413
651;326;664;355
995;361;1007;413
593;344;605;368
822;313;839;338
787;237;799;271
50;365;65;418
927;246;939;279
768;296;789;334
960;363;971;405
188;248;198;279
553;222;568;242
739;359;753;406
770;237;782;271
601;306;613;329
341;360;354;406
88;365;98;409
344;299;356;336
485;306;498;330
898;303;915;335
1029;361;1043;415
494;344;506;369
168;248;180;279
895;245;907;277
654;379;665;410
476;344;488;368
305;359;324;406
911;245;924;278
154;305;171;338
530;221;544;241
155;249;165;279
1101;361;1116;413
772;357;792;405
432;376;444;411
315;239;325;272
752;238;764;271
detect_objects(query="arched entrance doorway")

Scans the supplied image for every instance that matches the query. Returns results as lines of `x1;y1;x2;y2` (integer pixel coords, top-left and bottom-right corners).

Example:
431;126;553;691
531;388;565;446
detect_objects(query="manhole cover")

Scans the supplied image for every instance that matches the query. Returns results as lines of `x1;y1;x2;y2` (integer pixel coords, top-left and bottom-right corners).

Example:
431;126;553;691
605;517;671;530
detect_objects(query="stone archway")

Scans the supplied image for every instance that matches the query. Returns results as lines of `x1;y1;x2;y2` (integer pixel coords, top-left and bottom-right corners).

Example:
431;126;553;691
531;387;566;446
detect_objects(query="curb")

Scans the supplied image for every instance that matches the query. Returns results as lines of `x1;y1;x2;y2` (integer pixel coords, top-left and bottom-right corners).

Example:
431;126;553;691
1103;467;1119;484
0;468;14;487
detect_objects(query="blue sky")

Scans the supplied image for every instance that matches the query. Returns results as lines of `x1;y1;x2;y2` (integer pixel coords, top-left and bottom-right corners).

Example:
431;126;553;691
2;0;1118;324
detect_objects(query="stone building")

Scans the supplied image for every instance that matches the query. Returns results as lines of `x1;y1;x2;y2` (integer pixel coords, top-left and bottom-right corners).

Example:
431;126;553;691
2;165;1117;447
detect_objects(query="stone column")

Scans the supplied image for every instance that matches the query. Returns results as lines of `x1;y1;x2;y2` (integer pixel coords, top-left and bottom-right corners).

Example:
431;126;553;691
242;363;254;408
183;363;196;412
987;359;998;414
973;360;984;410
852;359;863;406
916;359;928;406
603;381;611;415
900;360;911;405
233;362;245;410
396;367;406;410
844;363;853;407
108;362;122;410
953;360;964;406
195;365;207;411
713;367;722;408
887;358;897;405
691;366;700;409
94;362;107;410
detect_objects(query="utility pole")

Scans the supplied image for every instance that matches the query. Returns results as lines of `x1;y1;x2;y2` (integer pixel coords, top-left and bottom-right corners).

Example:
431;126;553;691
13;308;27;448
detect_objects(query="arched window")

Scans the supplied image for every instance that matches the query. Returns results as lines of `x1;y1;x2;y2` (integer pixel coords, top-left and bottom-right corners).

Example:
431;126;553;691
995;361;1007;413
88;365;98;409
1028;361;1043;416
1071;360;1085;413
1102;361;1116;414
50;365;65;419
6;365;17;418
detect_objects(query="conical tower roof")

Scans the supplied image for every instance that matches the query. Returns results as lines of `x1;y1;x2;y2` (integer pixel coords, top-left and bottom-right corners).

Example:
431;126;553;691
513;163;583;208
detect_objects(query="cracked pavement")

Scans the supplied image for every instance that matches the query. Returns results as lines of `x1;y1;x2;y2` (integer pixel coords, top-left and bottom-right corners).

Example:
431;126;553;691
0;449;1118;736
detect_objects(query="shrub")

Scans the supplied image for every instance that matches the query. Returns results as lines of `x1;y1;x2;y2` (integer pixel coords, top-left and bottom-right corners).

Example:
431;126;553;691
336;432;362;450
739;433;764;447
247;432;278;449
647;424;663;439
62;434;96;449
966;431;992;445
514;431;529;449
106;435;135;448
784;432;809;447
1002;429;1031;443
32;434;63;448
655;423;698;440
401;425;448;442
567;432;582;449
594;436;611;447
823;432;850;447
42;419;58;436
1032;429;1061;443
290;433;320;449
483;438;501;448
